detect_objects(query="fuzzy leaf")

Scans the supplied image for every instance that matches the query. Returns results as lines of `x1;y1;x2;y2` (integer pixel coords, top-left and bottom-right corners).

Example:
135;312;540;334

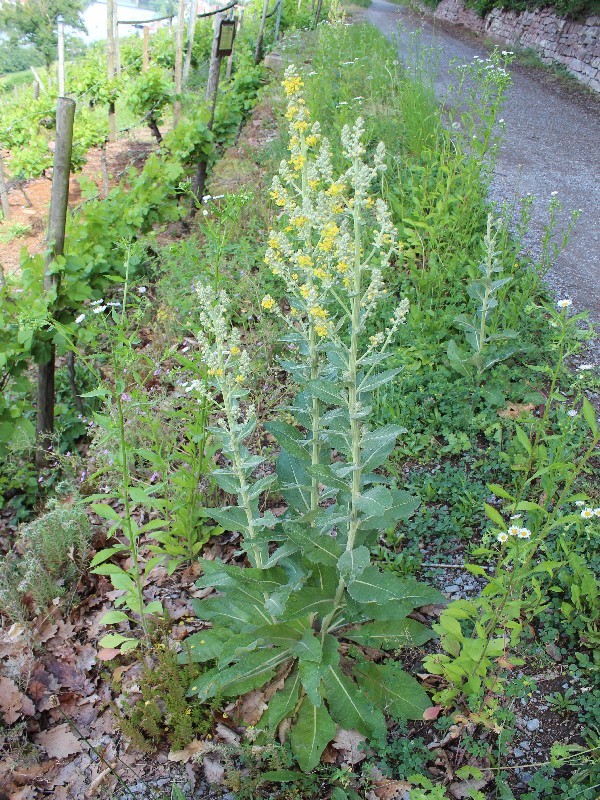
322;665;386;739
263;668;301;732
355;486;393;519
337;547;370;583
447;339;474;379
283;587;337;621
347;567;443;610
285;523;342;566
205;506;250;533
307;464;352;495
290;697;337;772
359;368;402;394
354;661;432;720
179;629;231;664
582;397;598;436
265;420;310;462
306;379;345;406
188;649;290;701
361;425;404;471
344;618;434;649
291;629;323;663
278;451;312;514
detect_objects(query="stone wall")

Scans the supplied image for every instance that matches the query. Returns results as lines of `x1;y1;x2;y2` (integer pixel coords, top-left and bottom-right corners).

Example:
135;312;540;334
431;0;600;91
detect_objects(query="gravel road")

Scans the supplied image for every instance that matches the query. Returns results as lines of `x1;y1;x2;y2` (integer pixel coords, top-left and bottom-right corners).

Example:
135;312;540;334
363;0;600;359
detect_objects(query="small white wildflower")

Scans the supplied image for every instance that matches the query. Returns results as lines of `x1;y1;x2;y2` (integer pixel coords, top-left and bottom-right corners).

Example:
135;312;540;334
507;524;521;537
203;209;209;216
575;500;586;506
567;409;578;417
579;364;594;370
92;305;107;314
517;527;531;539
557;299;572;308
91;298;104;306
510;514;522;520
202;194;211;202
581;508;594;519
75;313;86;324
138;286;147;294
551;191;558;196
594;508;600;517
497;532;509;543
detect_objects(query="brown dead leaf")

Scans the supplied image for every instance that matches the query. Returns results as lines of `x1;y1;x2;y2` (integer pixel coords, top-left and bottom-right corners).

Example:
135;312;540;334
423;705;442;721
168;739;212;763
235;690;268;726
33;723;84;759
203;756;225;785
449;773;492;798
0;676;30;724
215;722;240;745
498;402;535;419
112;664;134;683
373;778;411;800
331;729;367;765
97;648;121;661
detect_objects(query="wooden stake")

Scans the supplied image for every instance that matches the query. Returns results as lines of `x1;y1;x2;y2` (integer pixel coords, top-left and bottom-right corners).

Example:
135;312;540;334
226;9;243;81
30;66;46;93
36;97;76;467
182;0;198;87
255;0;270;65
191;12;223;211
142;26;150;72
274;0;283;43
173;0;186;127
107;0;117;141
0;152;10;221
114;7;121;76
314;0;324;28
57;17;65;95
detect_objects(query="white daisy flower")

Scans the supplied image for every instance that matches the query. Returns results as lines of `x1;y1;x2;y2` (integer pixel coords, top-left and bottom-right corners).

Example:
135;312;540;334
557;299;572;309
497;532;509;543
575;500;586;506
581;508;594;519
517;527;531;539
507;525;521;536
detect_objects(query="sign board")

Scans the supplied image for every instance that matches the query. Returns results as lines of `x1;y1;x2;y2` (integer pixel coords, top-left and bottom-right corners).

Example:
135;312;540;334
216;19;236;58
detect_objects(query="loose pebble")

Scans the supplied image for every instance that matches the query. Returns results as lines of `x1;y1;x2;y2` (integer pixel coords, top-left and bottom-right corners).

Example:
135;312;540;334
526;718;540;732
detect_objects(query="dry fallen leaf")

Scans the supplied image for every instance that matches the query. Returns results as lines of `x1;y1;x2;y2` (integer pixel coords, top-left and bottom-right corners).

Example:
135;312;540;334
449;773;492;798
423;705;442;721
498;402;535;419
0;676;30;724
33;723;84;759
331;728;367;765
235;689;268;726
168;739;212;763
96;648;121;661
215;722;240;745
372;778;411;800
203;756;225;785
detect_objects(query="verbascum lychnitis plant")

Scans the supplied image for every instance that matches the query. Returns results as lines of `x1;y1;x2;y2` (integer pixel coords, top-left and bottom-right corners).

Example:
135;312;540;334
181;66;443;771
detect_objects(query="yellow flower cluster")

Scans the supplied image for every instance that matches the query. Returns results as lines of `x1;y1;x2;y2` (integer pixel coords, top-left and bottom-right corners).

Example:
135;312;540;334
282;74;303;97
261;295;276;311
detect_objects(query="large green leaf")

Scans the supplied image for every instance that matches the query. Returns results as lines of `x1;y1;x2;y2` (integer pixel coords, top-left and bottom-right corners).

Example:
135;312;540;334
192;596;271;629
265;420;310;462
204;506;250;534
359;367;402;394
307;464;352;495
285;523;343;566
290;697;337;772
306;379;345;406
354;661;432;720
322;665;386;739
355;486;393;519
178;628;231;664
347;567;443;611
337;546;370;583
361;425;404;471
291;629;323;663
343;618;434;649
263;668;301;732
283;587;337;621
188;649;290;701
278;450;312;515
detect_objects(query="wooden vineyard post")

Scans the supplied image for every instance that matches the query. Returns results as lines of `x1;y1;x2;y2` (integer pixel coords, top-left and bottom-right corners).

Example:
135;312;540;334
191;12;223;213
143;26;150;72
182;0;198;87
255;0;270;65
0;152;10;221
36;97;76;468
107;0;117;141
173;0;186;127
314;0;324;28
226;9;243;81
274;0;283;43
57;17;65;96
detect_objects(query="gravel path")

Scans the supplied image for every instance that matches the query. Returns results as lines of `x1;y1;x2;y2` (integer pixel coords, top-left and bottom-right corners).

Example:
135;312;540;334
364;0;600;360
